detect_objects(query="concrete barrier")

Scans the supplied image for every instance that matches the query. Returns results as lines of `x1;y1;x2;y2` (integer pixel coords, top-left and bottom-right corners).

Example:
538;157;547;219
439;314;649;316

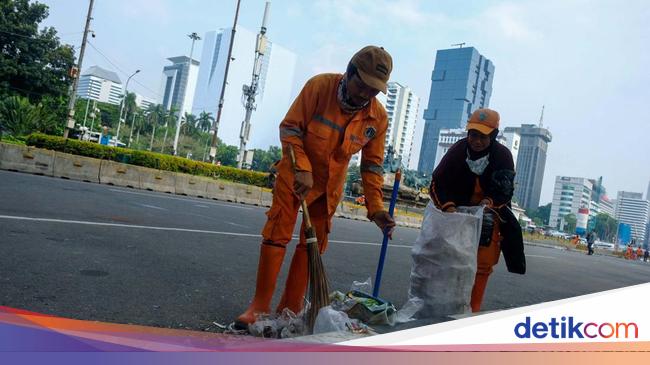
175;174;210;197
0;143;54;176
139;167;175;193
234;182;262;205
205;180;238;202
99;160;140;188
260;188;273;207
53;151;101;183
205;179;262;204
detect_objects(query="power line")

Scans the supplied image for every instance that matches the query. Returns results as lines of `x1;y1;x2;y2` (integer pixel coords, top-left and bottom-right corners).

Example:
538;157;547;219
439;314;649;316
86;40;161;99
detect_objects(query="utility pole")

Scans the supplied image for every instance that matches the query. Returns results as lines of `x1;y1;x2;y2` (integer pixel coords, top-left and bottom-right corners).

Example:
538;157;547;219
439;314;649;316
210;0;241;164
172;32;201;156
116;69;140;142
237;2;270;169
64;0;95;139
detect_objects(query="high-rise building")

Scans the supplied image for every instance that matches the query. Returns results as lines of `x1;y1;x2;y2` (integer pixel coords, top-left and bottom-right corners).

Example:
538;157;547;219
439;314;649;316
646;181;650;201
501;129;521;167
376;82;419;167
417;46;494;174
615;191;650;242
134;93;155;110
77;66;123;105
159;56;200;117
192;27;296;148
549;176;593;230
505;124;552;210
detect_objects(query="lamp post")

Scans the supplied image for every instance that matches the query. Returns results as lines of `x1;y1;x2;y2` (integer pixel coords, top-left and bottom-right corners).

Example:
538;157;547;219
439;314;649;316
172;32;201;156
116;69;140;142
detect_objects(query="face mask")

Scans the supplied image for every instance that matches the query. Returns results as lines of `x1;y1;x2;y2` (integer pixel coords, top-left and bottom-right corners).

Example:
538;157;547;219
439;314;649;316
466;151;490;175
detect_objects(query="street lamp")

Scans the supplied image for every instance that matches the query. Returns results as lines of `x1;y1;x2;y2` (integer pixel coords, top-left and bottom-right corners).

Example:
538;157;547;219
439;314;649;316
172;32;201;156
116;69;140;142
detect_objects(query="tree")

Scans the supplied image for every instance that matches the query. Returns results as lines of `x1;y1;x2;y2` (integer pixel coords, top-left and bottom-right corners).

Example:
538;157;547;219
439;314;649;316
593;213;618;242
216;143;239;167
563;213;577;234
251;145;282;172
0;95;57;136
526;203;552;226
197;111;214;133
0;0;74;102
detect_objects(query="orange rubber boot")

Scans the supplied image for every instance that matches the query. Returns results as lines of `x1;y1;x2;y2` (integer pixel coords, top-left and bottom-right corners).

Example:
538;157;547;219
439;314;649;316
470;273;490;312
275;245;309;315
235;243;286;326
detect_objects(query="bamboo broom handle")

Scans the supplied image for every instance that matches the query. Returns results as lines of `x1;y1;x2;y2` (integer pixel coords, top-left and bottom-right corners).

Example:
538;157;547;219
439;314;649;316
287;144;314;230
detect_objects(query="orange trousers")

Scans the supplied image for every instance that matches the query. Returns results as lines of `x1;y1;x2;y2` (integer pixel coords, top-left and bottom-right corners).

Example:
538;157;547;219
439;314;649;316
262;180;332;253
469;178;501;312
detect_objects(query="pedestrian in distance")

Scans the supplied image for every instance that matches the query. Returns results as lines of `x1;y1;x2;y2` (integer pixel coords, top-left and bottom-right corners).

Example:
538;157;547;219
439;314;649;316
586;231;596;255
234;46;396;329
428;108;525;312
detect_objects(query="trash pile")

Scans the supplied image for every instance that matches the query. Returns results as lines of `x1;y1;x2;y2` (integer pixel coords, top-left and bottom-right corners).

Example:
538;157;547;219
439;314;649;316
234;278;421;338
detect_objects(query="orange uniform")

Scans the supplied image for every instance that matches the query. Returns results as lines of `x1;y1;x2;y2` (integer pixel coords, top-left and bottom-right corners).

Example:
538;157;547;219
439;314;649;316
237;73;388;324
265;73;387;250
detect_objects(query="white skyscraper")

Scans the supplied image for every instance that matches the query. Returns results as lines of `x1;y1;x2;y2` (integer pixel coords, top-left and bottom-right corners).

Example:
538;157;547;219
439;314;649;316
134;93;155;110
76;66;123;105
376;82;419;167
548;176;593;230
192;27;296;148
501;129;521;167
615;191;650;242
159;56;200;117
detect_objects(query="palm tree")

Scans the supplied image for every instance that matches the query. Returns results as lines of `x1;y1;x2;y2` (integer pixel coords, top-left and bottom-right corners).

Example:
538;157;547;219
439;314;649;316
197;111;214;133
161;106;178;154
181;112;198;137
147;104;165;151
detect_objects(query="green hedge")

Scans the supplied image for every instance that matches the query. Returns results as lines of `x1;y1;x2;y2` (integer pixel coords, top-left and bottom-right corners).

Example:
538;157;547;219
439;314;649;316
25;133;268;187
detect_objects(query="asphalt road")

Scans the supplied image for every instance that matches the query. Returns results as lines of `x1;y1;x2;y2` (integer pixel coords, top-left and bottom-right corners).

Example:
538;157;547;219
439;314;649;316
1;170;650;332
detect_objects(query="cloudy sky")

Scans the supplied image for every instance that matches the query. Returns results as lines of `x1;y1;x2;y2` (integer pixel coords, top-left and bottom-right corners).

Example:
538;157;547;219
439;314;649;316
41;0;650;205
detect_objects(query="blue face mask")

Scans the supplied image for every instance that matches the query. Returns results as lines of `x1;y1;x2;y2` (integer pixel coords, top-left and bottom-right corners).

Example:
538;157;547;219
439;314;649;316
466;151;490;175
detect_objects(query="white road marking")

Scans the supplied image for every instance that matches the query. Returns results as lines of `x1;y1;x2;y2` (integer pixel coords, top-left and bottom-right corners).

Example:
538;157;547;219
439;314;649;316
0;215;410;249
226;222;249;228
138;204;167;211
194;205;210;208
526;254;556;259
108;188;254;210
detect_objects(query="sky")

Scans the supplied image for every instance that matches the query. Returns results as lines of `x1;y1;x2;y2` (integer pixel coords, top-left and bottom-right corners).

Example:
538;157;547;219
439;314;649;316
39;0;650;206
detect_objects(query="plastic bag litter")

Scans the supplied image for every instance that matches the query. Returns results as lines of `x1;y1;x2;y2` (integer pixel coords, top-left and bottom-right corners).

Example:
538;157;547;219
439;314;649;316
247;309;307;338
395;297;424;324
407;202;483;318
329;291;358;312
350;277;373;294
345;290;396;326
313;306;352;334
248;315;279;338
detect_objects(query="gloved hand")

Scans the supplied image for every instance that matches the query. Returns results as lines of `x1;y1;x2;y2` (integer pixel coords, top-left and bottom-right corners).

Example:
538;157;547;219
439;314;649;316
372;210;396;239
479;209;495;247
293;171;313;199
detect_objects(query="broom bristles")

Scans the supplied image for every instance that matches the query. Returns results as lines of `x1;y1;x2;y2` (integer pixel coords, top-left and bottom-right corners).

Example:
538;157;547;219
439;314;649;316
305;227;330;332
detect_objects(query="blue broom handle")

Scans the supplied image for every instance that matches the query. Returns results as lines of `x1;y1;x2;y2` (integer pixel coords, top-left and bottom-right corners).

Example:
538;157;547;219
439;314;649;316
373;169;401;297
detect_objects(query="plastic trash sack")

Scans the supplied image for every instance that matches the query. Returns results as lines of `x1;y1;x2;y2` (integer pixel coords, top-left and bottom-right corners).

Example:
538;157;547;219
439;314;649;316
345;290;396;326
407;202;483;318
313;306;352;334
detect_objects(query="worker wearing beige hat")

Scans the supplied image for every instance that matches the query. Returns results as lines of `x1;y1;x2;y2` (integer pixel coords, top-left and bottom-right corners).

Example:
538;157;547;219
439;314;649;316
429;108;525;312
235;46;396;328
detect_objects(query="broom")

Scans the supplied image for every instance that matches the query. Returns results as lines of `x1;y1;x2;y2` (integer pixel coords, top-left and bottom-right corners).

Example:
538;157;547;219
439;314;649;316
287;144;330;332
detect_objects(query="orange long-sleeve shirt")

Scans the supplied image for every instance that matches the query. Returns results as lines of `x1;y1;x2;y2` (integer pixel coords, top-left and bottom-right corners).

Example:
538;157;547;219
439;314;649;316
277;73;387;218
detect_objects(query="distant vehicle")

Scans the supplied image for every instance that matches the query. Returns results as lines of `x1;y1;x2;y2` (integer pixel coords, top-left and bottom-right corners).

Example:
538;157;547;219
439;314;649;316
593;241;615;251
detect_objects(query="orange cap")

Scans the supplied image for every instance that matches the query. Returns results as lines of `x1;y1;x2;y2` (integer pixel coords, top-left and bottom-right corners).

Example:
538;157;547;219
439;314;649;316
466;108;500;135
350;46;393;93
